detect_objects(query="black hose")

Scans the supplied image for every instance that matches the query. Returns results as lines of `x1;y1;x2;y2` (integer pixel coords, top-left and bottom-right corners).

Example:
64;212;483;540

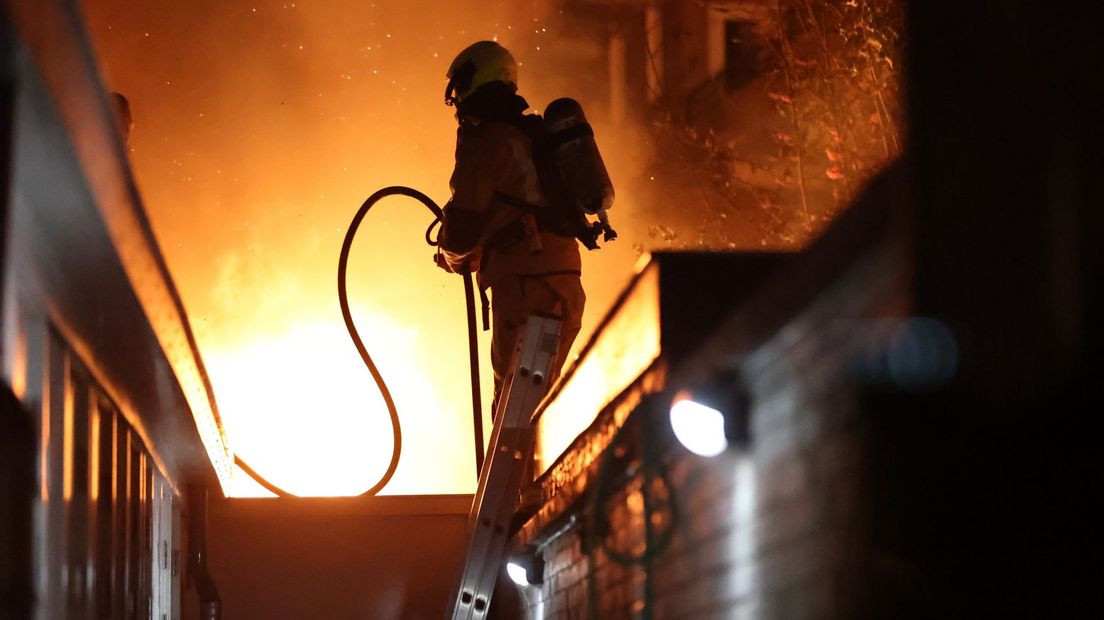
463;275;487;474
235;185;485;496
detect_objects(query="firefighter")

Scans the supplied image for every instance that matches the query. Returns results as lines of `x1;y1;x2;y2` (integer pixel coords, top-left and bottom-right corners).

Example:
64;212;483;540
436;41;585;409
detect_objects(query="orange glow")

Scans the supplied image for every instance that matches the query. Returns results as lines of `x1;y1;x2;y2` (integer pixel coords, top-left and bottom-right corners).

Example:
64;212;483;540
81;0;648;495
74;0;901;494
63;358;73;501
537;258;661;472
40;396;50;501
209;308;476;496
90;405;101;500
5;322;27;399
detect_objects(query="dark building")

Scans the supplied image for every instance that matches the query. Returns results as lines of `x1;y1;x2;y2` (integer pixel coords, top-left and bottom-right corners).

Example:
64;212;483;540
2;0;1098;619
2;1;230;618
513;1;1099;617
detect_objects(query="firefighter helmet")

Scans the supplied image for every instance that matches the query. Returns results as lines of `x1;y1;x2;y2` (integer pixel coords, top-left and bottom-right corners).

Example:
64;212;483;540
445;41;518;106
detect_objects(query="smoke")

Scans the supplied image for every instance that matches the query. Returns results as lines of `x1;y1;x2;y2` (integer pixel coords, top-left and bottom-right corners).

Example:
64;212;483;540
80;0;651;495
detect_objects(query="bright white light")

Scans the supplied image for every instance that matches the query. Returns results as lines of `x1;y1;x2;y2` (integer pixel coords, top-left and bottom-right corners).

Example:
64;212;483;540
506;561;529;586
670;399;728;457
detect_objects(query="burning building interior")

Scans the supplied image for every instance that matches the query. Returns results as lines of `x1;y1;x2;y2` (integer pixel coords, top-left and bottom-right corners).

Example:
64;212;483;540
0;0;1098;618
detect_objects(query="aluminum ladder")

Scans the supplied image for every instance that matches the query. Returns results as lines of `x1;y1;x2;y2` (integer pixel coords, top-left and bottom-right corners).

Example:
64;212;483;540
448;316;561;619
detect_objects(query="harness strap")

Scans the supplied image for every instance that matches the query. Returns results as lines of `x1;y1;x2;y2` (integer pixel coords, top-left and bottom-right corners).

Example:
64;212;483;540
492;191;542;215
484;219;528;252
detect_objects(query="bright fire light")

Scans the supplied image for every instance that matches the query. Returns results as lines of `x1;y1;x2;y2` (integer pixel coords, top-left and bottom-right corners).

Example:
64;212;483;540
81;0;648;495
208;308;467;497
536;260;661;472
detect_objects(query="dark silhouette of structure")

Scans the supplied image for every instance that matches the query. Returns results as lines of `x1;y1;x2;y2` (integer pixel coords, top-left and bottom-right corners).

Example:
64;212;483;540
2;0;1098;618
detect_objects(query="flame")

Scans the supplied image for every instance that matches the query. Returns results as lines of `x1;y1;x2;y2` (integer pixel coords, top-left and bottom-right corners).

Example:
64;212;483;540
536;259;661;472
78;0;903;497
79;0;647;496
209;307;471;497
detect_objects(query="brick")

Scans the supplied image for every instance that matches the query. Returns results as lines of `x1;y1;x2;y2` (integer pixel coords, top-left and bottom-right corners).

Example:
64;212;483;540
525;245;900;620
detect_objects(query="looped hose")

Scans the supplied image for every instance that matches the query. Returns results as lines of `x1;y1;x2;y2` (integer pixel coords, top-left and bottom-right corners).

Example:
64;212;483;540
235;186;485;496
426;216;443;247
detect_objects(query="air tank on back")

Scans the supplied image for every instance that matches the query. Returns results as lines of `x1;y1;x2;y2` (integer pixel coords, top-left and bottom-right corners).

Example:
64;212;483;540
543;98;615;216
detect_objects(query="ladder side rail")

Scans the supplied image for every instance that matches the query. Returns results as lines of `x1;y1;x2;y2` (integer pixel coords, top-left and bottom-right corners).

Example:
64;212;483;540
449;317;561;620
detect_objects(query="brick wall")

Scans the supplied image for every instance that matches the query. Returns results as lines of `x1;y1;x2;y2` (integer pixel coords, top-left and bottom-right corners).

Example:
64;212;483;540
513;47;1101;610
517;226;906;619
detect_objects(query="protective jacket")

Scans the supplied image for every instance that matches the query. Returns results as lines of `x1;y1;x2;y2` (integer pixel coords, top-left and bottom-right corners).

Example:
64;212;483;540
439;96;584;399
439;120;581;287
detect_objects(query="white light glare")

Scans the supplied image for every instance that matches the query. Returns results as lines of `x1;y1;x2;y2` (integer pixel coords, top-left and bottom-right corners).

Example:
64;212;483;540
670;399;728;457
506;561;530;586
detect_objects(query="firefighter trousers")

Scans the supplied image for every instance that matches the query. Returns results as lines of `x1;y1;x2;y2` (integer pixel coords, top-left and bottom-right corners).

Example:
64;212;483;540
489;271;585;415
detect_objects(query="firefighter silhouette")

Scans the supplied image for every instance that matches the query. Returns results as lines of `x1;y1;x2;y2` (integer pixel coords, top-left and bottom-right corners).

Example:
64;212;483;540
438;41;586;412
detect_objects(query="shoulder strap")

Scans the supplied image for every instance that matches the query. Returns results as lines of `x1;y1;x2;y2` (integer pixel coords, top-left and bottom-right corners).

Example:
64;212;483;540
508;114;548;154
